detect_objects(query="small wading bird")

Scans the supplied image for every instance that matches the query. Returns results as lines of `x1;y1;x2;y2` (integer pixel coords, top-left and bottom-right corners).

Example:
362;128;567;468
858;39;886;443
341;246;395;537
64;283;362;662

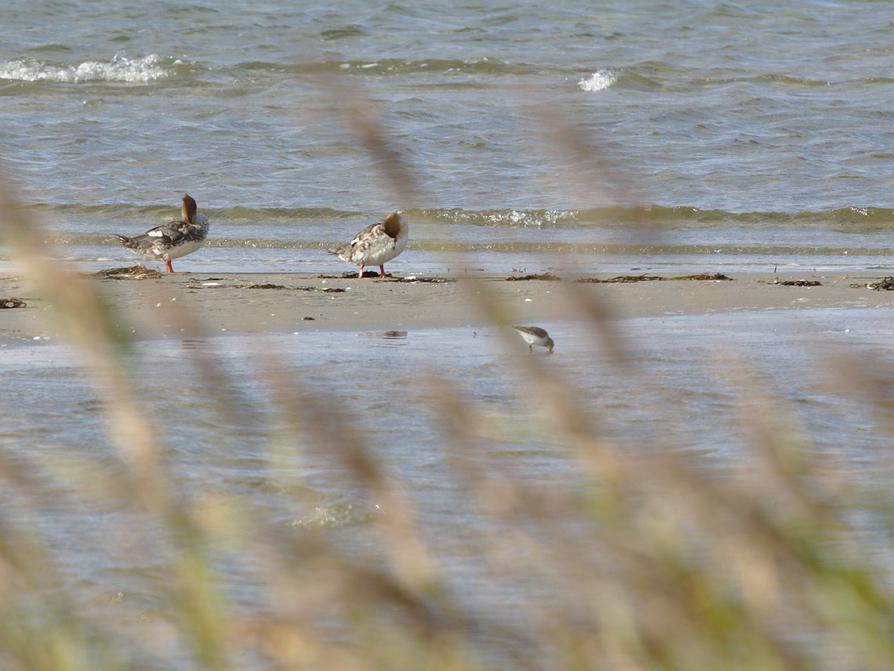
513;325;555;353
328;212;408;278
116;194;210;273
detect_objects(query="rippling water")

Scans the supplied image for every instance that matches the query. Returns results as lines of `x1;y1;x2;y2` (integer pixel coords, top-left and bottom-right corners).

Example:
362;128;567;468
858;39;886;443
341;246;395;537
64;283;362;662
2;308;892;664
2;1;894;271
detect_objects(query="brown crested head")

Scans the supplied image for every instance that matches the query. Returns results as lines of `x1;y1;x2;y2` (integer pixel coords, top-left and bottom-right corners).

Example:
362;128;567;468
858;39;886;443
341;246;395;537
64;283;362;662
546;337;555;353
181;194;198;224
382;212;402;239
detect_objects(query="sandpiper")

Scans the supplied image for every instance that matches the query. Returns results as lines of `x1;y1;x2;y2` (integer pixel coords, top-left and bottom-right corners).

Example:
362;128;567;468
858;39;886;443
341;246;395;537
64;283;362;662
513;325;555;353
328;212;408;278
116;194;210;273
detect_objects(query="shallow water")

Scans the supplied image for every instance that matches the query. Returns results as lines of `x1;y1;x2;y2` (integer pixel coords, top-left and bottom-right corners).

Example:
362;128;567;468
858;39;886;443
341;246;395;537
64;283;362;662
2;1;894;272
2;306;893;664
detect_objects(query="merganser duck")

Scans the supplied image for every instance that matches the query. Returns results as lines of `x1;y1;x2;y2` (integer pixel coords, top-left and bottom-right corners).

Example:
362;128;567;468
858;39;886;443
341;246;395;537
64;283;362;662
116;194;210;273
328;212;408;278
513;325;555;353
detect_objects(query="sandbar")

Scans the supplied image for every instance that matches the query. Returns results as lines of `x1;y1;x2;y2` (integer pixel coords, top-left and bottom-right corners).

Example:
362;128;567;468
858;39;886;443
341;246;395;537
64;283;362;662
2;270;894;345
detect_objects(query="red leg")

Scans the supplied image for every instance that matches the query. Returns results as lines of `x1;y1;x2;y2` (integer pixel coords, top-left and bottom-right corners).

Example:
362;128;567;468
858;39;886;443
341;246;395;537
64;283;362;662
165;259;174;273
358;264;365;278
379;265;386;278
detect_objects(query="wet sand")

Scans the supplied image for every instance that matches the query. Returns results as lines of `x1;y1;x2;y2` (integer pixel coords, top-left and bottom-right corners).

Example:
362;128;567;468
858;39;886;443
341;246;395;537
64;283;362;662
2;270;894;344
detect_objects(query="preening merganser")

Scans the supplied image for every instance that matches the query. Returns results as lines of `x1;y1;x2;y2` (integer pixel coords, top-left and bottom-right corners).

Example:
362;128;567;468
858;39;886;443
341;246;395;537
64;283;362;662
117;194;210;273
328;212;408;278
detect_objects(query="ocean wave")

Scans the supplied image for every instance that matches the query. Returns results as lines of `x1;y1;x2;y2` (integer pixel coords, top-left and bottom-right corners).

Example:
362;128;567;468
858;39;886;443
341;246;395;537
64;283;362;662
33;203;359;222
238;57;539;77
575;62;894;93
37;233;894;258
33;203;894;231
0;54;173;83
414;205;894;231
578;69;617;92
415;208;579;228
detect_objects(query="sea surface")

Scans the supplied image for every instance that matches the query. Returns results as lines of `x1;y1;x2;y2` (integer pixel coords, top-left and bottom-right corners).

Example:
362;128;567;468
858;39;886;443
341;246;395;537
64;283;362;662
2;0;894;273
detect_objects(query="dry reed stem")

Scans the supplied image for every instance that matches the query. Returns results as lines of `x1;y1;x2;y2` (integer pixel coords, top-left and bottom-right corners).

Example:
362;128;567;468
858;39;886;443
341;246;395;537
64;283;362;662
259;351;437;592
0;175;172;516
0;173;245;669
318;78;425;209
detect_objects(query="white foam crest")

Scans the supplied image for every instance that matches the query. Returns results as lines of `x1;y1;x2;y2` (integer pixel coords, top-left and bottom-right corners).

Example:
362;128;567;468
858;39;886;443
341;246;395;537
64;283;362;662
424;209;579;228
0;54;169;83
483;210;578;227
578;69;617;92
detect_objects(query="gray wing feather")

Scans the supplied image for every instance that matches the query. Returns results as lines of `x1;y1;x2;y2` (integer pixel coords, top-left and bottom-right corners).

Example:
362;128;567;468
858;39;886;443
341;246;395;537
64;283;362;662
329;222;393;263
118;219;204;254
513;326;549;338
